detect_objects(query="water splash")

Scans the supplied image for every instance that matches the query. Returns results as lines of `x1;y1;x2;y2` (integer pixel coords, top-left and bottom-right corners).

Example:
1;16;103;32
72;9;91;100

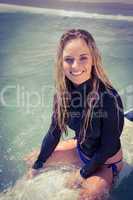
0;166;79;200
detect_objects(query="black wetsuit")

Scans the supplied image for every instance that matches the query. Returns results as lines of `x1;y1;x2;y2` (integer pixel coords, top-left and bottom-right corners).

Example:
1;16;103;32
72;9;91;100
32;79;124;179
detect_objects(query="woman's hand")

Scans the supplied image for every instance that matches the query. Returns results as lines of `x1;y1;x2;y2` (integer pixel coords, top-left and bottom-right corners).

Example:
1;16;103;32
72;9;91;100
65;169;84;189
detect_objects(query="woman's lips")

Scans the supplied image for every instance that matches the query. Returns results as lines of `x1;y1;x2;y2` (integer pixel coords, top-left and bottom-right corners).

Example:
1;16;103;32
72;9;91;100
70;70;84;76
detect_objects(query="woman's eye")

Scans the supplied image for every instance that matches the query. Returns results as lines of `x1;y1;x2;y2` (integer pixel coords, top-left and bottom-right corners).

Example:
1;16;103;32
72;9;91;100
64;58;74;64
80;57;88;61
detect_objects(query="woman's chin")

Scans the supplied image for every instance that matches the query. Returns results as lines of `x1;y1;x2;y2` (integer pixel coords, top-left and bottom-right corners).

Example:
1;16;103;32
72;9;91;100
70;79;88;86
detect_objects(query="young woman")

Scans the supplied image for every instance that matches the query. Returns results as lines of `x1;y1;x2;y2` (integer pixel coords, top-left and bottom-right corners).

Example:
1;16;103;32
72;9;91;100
25;29;124;200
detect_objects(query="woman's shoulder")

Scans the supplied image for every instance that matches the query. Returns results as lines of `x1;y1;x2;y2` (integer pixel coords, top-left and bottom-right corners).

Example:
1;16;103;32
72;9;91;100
99;79;120;97
98;80;123;108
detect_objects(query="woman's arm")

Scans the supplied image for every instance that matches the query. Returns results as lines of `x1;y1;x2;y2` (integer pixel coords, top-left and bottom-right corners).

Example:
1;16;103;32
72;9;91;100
32;95;62;169
80;90;124;178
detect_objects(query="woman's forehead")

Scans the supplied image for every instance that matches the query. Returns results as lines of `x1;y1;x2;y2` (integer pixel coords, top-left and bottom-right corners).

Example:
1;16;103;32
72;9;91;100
62;38;91;57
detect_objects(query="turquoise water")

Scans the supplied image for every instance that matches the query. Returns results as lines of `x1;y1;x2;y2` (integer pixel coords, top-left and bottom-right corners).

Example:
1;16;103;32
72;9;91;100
0;3;133;199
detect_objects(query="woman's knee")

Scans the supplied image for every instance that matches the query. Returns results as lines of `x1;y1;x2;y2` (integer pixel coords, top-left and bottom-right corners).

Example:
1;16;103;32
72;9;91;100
80;176;110;200
79;186;110;200
82;175;110;190
79;166;113;200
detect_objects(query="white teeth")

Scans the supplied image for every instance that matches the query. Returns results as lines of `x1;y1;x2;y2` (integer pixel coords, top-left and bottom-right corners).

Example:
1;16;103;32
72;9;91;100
71;71;83;76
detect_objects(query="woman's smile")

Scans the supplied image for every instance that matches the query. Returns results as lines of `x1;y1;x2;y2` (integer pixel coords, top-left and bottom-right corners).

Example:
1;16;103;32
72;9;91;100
70;70;85;76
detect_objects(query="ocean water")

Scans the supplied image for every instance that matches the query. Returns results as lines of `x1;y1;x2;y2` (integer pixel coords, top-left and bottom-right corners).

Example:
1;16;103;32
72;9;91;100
0;3;133;200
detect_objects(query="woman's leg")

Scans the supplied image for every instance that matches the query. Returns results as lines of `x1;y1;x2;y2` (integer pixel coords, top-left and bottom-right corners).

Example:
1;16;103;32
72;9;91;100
42;139;83;168
25;139;82;179
78;161;123;200
24;139;82;168
51;141;123;200
24;139;123;200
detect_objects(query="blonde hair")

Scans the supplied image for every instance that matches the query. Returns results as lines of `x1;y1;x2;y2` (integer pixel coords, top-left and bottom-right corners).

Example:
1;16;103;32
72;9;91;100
54;29;113;143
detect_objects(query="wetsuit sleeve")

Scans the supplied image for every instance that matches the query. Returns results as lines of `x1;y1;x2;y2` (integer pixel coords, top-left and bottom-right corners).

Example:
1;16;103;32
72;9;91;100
80;91;124;178
32;95;62;170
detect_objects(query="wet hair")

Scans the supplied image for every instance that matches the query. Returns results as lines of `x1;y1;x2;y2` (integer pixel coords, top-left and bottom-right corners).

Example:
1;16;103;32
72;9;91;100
54;29;113;143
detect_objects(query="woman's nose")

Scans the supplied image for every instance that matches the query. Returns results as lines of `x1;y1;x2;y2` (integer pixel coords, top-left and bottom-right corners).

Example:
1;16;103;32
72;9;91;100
71;59;80;69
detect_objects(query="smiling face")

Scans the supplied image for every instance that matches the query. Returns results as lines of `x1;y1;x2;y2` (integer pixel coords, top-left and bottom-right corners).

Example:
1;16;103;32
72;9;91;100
62;38;93;85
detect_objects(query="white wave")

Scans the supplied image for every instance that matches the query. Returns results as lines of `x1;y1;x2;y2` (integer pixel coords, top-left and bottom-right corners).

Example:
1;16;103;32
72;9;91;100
0;3;133;22
0;166;79;200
